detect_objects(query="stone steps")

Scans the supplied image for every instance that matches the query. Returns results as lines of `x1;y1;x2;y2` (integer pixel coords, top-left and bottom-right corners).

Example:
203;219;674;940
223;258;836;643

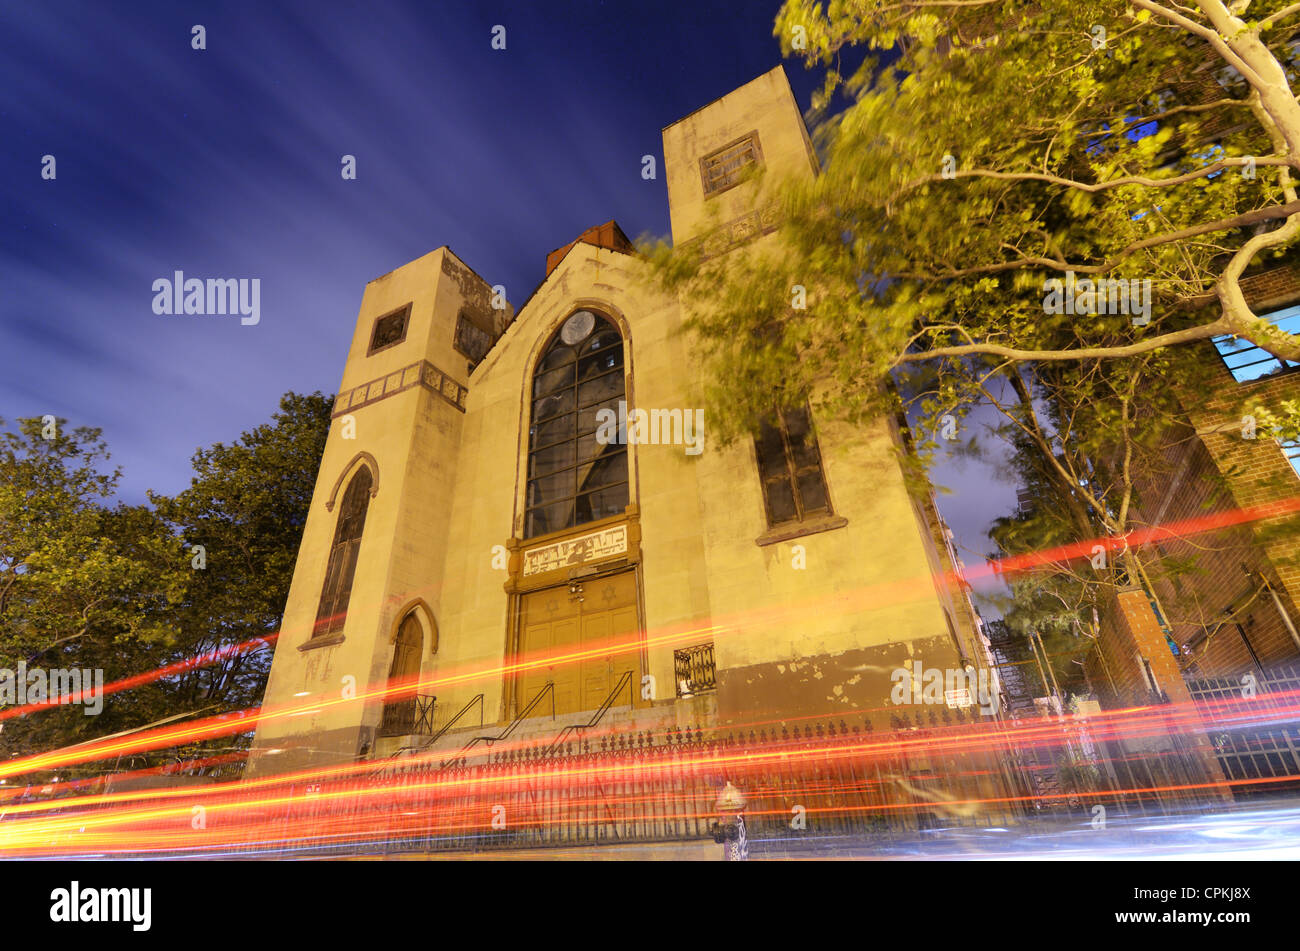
387;702;681;762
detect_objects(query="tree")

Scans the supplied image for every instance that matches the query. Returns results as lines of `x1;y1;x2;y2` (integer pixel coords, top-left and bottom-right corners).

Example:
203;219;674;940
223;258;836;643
639;1;1300;681
149;391;333;721
0;392;333;778
646;0;1300;444
0;418;185;760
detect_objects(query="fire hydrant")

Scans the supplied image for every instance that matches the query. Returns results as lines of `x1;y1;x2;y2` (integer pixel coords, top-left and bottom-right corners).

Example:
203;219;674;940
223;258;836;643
711;781;748;861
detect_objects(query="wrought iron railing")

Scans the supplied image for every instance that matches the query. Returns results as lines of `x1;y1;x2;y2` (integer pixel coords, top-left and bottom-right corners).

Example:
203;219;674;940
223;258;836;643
378;694;436;737
546;670;634;753
391;694;485;758
440;682;555;769
86;703;1243;859
674;643;716;697
1186;662;1300;798
240;712;1033;857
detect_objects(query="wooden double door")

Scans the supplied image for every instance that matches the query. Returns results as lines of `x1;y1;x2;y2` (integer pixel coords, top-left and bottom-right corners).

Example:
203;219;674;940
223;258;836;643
518;570;641;718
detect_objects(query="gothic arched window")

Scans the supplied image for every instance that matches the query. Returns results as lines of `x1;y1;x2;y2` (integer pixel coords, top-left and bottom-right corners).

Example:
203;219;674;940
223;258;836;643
385;613;423;699
525;310;628;538
379;612;425;736
313;467;373;638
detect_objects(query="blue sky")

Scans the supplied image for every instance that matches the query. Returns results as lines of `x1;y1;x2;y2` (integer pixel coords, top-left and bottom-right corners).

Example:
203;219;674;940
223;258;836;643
0;0;1015;601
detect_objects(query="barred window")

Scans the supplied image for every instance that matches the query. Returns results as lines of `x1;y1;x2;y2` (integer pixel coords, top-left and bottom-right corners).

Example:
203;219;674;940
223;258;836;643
754;405;832;527
313;468;372;638
1212;304;1300;382
525;310;628;538
700;132;762;197
368;304;410;356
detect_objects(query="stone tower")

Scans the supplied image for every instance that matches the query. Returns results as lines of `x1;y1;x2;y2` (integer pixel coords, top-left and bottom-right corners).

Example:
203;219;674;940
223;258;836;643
249;249;510;775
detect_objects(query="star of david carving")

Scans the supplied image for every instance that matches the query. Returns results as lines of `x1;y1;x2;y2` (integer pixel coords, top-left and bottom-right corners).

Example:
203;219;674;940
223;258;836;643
601;584;617;605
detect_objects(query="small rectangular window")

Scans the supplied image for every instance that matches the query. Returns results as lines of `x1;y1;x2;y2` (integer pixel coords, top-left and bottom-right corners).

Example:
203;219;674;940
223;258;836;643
368;304;411;356
700;132;762;197
754;405;833;528
1211;304;1300;382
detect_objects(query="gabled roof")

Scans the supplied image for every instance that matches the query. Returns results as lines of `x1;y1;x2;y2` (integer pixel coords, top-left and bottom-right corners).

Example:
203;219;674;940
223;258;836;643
544;220;635;278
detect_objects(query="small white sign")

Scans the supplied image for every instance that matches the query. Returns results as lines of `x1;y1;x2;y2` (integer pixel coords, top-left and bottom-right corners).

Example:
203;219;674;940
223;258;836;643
945;688;973;709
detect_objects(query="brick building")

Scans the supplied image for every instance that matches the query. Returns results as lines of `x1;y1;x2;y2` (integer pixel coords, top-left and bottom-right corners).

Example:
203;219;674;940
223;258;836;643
1090;261;1300;708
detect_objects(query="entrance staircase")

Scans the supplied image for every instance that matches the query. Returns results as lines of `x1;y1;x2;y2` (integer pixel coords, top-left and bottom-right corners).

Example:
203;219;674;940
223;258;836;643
386;678;697;768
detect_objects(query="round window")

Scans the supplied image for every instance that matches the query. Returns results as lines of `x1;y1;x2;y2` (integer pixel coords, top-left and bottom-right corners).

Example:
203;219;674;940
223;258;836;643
559;310;596;345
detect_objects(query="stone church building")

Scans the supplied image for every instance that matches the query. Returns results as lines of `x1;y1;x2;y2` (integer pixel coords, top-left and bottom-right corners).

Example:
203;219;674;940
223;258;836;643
250;67;988;775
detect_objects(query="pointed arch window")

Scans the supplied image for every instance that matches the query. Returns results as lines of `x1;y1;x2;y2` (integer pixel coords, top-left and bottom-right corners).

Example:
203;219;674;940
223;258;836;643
313;467;373;639
378;613;424;735
525;310;629;538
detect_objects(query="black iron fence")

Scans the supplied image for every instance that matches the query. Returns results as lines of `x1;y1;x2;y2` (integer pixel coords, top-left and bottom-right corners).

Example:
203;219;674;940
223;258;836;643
1186;662;1300;798
62;703;1257;858
224;711;1031;857
1020;705;1226;819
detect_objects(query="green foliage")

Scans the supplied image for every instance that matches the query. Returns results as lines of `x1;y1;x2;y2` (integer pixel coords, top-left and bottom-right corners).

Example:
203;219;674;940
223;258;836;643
643;0;1300;446
149;390;333;718
0;419;185;759
0;392;332;778
642;0;1300;662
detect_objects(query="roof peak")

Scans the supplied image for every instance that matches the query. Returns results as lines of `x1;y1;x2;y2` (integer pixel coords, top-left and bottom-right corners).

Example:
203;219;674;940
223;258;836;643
544;220;635;277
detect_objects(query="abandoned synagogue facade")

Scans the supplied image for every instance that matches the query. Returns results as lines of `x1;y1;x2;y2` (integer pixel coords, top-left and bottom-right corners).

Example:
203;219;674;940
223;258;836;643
249;67;989;776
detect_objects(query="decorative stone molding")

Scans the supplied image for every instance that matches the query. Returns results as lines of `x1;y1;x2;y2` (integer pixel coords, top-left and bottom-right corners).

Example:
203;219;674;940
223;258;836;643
332;359;467;418
691;204;782;262
324;451;380;513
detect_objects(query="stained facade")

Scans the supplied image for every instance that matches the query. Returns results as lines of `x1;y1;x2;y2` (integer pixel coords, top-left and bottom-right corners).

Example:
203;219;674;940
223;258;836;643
249;67;987;775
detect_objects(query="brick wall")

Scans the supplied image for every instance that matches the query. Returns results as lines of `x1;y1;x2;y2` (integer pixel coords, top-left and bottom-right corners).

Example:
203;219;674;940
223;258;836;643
1132;416;1298;677
1089;588;1231;796
1090;588;1188;708
1127;263;1300;680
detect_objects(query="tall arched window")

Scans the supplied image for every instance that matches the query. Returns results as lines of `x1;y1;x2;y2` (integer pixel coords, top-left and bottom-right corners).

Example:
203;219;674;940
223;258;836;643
313;467;373;638
525;309;628;538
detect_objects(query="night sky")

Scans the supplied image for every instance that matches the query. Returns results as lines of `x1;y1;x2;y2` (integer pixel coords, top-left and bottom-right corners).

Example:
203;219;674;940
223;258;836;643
1;1;1014;605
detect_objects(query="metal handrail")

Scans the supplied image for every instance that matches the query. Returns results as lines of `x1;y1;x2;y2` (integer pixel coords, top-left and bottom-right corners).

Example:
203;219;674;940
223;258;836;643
390;693;484;759
546;670;635;753
441;682;556;768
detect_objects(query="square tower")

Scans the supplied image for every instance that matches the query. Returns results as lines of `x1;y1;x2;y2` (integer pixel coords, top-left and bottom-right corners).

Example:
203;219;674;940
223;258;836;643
249;248;511;776
663;65;819;246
